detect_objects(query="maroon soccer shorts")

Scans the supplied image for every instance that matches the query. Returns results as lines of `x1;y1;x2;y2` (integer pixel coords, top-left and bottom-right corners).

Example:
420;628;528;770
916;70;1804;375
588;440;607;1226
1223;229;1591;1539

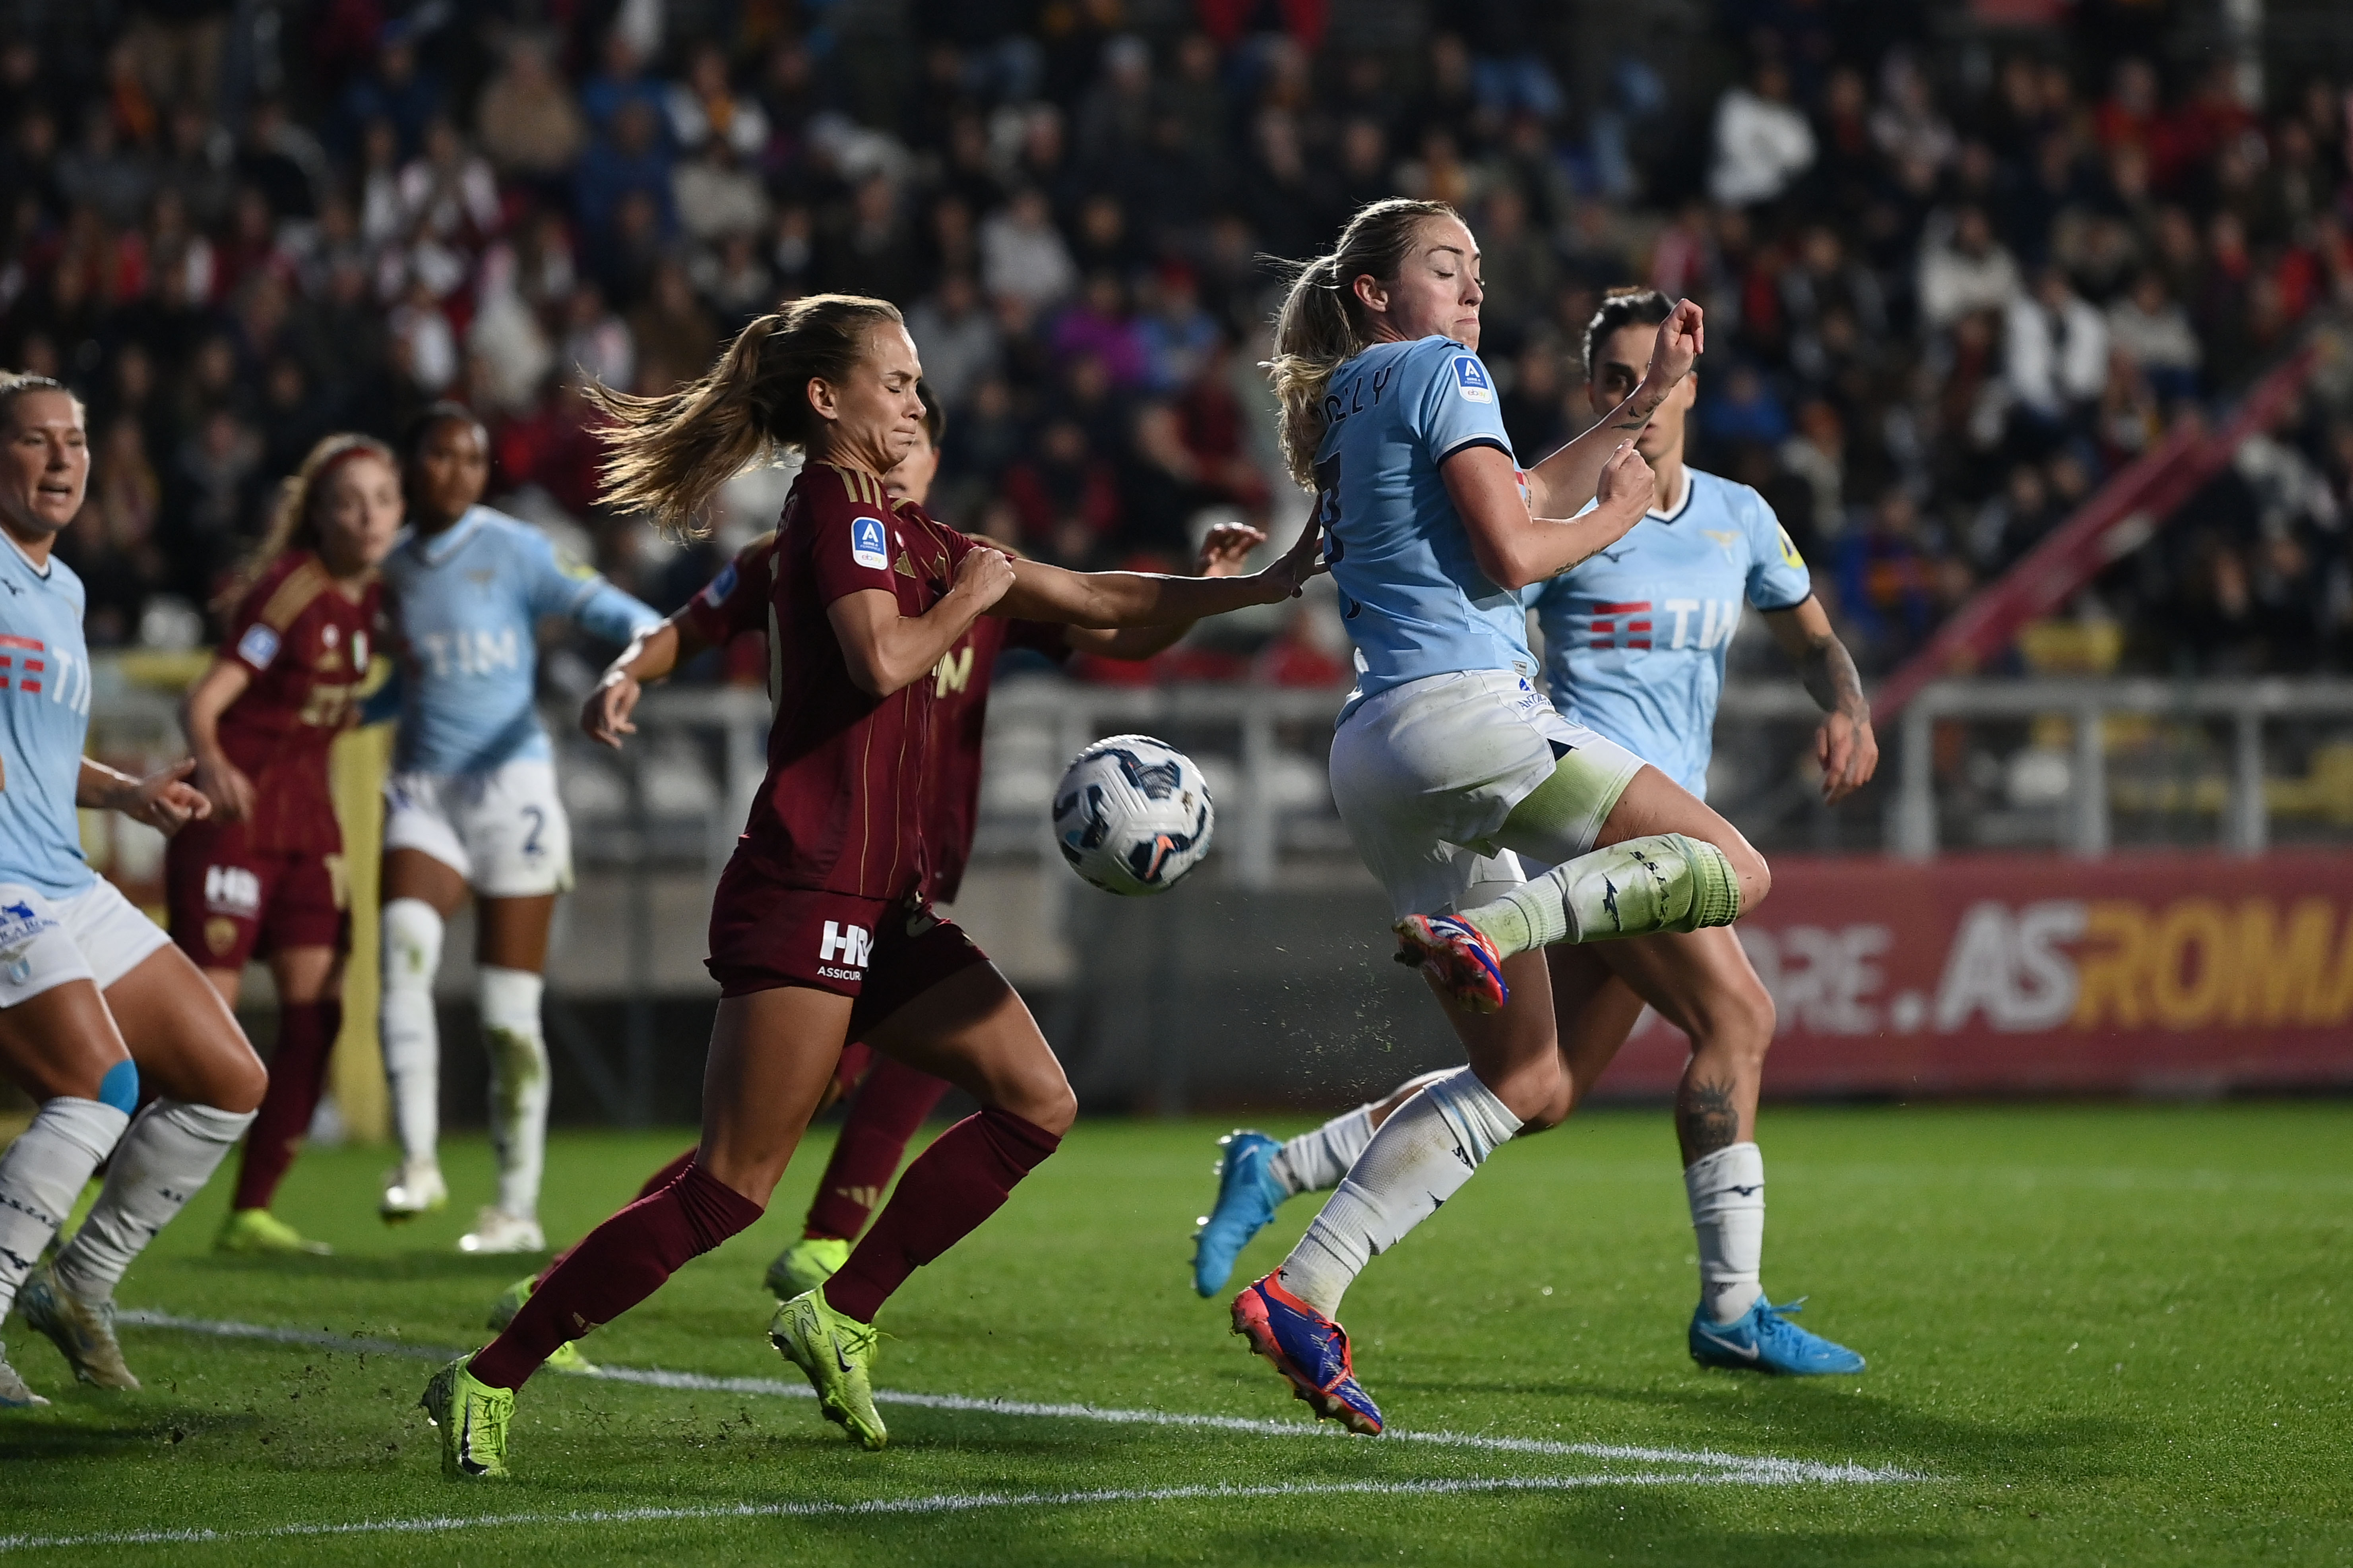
705;866;989;1035
164;820;349;972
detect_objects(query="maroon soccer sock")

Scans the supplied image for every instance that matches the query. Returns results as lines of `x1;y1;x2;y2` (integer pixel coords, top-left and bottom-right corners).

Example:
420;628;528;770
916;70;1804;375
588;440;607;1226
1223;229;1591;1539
804;1057;952;1242
230;1000;341;1212
822;1107;1061;1324
470;1161;762;1390
529;1144;701;1290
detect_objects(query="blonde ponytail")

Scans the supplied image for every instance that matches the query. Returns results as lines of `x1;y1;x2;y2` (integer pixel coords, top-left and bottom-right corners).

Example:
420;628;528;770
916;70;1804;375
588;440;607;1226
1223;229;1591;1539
1264;198;1458;489
588;293;905;538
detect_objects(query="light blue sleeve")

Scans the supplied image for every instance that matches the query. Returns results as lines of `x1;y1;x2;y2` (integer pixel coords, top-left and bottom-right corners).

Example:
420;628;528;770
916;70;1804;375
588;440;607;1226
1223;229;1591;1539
1409;341;1516;465
1741;487;1814;612
518;529;662;644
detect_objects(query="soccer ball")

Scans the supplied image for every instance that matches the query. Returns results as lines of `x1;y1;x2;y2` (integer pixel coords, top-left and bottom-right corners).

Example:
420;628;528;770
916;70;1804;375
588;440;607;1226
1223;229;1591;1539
1052;734;1216;896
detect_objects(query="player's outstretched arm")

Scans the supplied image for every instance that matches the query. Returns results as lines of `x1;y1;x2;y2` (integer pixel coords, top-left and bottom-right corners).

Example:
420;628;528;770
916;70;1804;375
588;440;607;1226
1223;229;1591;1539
582;617;712;749
1764;597;1878;803
1446;440;1654;590
1521;298;1703;519
79;756;210;834
181;655;258;822
1000;511;1320;629
1064;521;1266;659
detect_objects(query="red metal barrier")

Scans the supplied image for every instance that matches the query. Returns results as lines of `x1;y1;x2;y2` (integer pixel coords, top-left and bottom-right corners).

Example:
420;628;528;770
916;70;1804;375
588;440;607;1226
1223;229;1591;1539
1601;851;2353;1099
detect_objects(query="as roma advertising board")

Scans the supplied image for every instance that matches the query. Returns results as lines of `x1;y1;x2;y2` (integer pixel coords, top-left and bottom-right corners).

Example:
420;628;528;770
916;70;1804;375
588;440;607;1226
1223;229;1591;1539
1605;852;2353;1098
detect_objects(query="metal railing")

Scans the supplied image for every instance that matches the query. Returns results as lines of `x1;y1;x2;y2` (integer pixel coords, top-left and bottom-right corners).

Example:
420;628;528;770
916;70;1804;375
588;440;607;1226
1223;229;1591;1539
1888;677;2353;859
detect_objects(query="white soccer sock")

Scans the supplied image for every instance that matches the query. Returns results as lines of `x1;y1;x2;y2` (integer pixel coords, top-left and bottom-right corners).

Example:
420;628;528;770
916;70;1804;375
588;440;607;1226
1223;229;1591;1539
1685;1142;1766;1324
1275;1067;1522;1317
53;1100;254;1304
1462;833;1742;957
479;965;550;1222
1266;1070;1455;1197
0;1098;128;1319
380;897;444;1170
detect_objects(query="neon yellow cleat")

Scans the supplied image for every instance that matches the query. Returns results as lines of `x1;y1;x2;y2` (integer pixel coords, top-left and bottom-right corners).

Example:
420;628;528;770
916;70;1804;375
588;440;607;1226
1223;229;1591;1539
485;1274;596;1374
215;1208;333;1256
769;1286;885;1450
764;1236;850;1299
419;1355;513;1479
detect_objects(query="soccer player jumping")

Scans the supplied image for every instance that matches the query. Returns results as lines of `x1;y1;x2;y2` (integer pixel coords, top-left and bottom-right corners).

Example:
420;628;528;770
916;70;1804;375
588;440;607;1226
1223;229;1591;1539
420;294;1321;1478
1225;200;1779;1436
1196;287;1872;1379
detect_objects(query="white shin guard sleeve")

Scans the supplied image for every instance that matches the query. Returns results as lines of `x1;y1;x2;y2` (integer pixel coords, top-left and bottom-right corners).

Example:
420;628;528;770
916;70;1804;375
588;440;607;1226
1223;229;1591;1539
54;1100;254;1304
478;965;549;1222
1685;1141;1766;1323
1278;1067;1522;1317
380;897;445;1169
1268;1070;1458;1197
0;1098;128;1319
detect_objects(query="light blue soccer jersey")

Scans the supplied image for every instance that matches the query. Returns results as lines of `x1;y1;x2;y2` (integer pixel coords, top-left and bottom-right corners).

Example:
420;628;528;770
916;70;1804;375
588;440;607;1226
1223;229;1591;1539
380;505;659;774
0;532;97;896
1525;469;1813;798
1314;335;1529;714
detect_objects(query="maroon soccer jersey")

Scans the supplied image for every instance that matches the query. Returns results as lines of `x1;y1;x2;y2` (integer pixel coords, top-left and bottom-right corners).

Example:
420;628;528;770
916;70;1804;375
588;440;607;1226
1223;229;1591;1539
684;508;1070;904
214;551;382;854
735;462;979;900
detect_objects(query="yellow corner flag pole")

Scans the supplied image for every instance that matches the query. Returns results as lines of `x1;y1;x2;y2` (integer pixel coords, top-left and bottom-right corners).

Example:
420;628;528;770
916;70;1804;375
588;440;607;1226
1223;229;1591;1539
328;710;394;1145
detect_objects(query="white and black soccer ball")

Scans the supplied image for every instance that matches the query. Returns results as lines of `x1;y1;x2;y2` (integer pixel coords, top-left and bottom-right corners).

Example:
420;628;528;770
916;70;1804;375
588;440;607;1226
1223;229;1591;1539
1052;734;1215;896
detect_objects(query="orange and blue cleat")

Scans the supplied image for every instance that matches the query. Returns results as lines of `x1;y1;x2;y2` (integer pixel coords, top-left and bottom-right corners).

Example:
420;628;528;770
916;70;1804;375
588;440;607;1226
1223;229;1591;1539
1392;913;1509;1014
1231;1272;1383;1435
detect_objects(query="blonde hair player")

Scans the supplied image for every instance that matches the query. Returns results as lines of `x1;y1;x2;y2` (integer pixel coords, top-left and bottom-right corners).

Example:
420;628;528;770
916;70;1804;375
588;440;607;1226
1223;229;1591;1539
0;374;267;1403
1196;286;1874;1379
1227;199;1773;1434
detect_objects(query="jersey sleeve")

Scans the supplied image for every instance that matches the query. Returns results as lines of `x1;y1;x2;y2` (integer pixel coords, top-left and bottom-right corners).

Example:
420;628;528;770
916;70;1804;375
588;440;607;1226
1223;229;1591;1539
804;468;910;609
224;556;325;674
1740;486;1814;612
519;528;662;643
680;532;777;647
1410;340;1516;465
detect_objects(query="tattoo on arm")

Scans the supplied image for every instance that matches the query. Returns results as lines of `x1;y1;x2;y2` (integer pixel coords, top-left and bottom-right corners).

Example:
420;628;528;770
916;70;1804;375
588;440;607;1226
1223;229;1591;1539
1677;1074;1741;1161
1799;632;1867;720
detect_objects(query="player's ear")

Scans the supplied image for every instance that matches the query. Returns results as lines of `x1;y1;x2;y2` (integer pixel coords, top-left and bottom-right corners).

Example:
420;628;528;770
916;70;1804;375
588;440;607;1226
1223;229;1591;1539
806;376;839;424
1351;273;1387;317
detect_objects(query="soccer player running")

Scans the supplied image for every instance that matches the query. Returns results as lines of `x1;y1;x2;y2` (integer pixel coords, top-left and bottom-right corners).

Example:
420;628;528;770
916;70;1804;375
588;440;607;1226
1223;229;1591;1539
0;374;266;1403
1227;199;1770;1436
374;404;662;1254
419;294;1320;1477
174;435;401;1258
479;391;1262;1368
1196;287;1874;1376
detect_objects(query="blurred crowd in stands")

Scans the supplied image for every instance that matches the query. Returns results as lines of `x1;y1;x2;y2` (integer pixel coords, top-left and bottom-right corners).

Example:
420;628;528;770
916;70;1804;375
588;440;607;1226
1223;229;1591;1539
4;0;2353;681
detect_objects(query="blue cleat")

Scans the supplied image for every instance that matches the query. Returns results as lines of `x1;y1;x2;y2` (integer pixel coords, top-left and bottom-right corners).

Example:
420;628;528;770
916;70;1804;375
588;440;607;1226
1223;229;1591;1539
1688;1295;1866;1375
1231;1273;1384;1435
1192;1131;1285;1297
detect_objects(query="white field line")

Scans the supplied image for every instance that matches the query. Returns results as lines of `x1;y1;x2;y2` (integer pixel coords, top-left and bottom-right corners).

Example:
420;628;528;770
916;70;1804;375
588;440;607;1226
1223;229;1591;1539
118;1309;1923;1486
2;1472;1799;1554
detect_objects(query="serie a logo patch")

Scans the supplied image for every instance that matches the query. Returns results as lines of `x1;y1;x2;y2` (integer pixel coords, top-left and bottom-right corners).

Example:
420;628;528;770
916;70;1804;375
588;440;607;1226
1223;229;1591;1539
1452;355;1492;403
851;517;889;571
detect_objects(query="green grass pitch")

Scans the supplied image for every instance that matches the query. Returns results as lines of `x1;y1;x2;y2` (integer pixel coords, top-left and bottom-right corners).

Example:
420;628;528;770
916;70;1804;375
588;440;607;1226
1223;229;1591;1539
3;1104;2349;1565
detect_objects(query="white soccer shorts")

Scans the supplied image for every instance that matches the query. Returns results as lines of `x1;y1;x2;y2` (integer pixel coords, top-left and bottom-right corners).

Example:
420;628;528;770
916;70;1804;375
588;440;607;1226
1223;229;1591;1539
0;877;174;1007
383;757;575;898
1329;668;1644;917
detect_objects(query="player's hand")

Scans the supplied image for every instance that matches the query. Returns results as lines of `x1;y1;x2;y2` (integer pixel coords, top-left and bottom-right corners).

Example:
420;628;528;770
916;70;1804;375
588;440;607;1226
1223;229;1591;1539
1594;440;1656;523
951;546;1016;612
1196;521;1265;579
1816;710;1879;804
1642;298;1704;393
583;671;643;750
1257;512;1327;600
122;758;213;836
190;752;255;824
